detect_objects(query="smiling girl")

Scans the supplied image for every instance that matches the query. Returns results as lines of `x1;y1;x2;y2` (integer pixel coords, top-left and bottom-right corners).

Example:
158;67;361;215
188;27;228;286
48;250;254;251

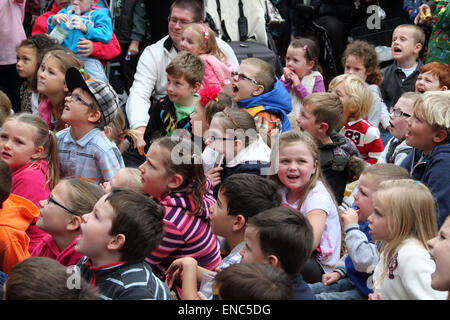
269;130;340;283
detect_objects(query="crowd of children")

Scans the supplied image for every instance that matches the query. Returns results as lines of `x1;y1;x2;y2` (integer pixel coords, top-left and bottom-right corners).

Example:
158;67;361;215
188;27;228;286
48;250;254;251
0;0;449;301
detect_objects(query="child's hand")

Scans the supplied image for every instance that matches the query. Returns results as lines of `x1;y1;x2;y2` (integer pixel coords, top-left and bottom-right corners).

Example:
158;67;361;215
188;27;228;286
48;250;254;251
52;13;69;25
70;15;87;33
368;293;383;300
283;67;301;86
165;257;198;288
322;272;341;286
340;207;359;227
100;181;112;193
207;167;222;187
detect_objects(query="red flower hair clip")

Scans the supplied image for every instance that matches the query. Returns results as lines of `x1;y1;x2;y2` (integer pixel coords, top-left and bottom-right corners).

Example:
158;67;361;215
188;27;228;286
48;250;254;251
198;85;221;106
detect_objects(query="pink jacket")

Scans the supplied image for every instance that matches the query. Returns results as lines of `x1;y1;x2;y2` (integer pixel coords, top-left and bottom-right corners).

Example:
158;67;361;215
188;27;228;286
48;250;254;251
0;0;26;65
31;234;83;267
11;160;51;253
38;97;52;130
200;54;233;89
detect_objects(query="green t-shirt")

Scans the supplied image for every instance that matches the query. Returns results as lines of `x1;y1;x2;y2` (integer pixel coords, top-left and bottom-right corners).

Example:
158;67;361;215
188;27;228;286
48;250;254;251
174;101;196;122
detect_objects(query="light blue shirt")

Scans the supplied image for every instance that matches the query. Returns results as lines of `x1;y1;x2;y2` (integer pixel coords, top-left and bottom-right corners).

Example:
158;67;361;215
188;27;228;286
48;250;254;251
56;127;124;184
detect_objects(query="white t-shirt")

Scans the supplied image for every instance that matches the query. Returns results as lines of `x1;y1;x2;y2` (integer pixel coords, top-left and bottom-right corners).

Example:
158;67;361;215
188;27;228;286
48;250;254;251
281;180;341;273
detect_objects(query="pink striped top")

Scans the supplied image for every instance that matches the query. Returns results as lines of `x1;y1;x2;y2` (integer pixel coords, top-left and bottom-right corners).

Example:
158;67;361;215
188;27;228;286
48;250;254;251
146;181;222;282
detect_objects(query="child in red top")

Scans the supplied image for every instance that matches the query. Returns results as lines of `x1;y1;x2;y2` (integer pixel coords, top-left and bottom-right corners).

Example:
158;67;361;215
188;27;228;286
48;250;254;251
329;74;384;164
31;178;105;267
0;114;59;252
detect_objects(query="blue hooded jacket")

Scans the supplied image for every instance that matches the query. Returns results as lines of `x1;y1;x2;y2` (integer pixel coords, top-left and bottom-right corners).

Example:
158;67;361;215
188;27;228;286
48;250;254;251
400;142;450;228
237;78;292;132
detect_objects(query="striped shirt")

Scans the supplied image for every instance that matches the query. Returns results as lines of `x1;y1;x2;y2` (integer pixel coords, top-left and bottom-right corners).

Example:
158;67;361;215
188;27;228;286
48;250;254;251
76;257;171;300
56;127;124;184
339;118;384;165
146;182;222;282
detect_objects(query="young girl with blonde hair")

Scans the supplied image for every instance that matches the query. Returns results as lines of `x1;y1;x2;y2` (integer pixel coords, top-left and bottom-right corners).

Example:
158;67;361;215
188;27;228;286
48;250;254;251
180;23;233;91
369;180;447;300
37;48;87;131
0;113;59;252
269;130;341;283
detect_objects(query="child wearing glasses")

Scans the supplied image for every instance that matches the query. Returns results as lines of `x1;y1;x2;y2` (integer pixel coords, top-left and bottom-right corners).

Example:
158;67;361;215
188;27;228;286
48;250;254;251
205;107;271;195
180;23;233;93
0;114;59;252
56;67;124;185
377;92;421;165
232;57;292;147
400;91;450;228
31;178;105;267
0;158;39;273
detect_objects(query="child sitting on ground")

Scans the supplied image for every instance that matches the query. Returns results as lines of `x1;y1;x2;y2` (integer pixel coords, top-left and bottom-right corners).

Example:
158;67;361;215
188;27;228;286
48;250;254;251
32;178;105;267
329;74;384;165
377;92;421;165
400;90;450;228
232;57;292;146
165;173;282;300
415;61;450;93
56;67;124;184
140;136;222;298
379;24;425;108
296;92;365;204
75;188;171;300
240;206;315;299
281;37;325;130
310;164;410;300
369;180;447;300
143;51;204;153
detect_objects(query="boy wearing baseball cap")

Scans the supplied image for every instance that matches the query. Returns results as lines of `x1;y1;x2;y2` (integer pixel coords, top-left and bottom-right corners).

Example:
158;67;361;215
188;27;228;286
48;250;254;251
56;67;124;184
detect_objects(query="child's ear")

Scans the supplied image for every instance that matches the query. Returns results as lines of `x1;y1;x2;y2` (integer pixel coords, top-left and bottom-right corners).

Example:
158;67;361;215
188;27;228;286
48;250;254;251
88;110;102;123
318;122;329;135
66;215;82;232
252;84;265;96
104;126;113;139
192;82;201;94
307;59;315;71
266;255;281;269
31;145;45;160
232;214;246;232
167;173;184;190
107;233;126;251
414;42;423;55
432;128;448;144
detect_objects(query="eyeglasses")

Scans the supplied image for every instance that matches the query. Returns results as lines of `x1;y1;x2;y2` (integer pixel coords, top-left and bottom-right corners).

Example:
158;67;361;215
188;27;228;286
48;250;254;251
168;16;195;26
392;108;411;118
47;195;77;215
67;92;91;108
205;135;236;143
231;71;260;85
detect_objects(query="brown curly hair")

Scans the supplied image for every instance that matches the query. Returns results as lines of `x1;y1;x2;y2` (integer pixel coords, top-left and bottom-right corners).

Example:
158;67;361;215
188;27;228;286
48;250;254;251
342;40;383;85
